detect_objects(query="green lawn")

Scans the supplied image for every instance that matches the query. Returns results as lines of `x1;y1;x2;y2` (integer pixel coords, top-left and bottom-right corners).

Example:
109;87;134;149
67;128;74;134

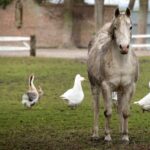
0;57;149;150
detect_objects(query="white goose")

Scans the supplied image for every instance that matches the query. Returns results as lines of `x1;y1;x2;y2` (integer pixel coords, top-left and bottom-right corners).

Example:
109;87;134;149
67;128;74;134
60;74;85;108
22;74;44;108
134;82;150;112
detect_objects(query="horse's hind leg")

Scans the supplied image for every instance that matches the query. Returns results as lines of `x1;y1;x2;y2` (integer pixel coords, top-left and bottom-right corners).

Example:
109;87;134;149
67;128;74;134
91;85;100;140
101;82;112;142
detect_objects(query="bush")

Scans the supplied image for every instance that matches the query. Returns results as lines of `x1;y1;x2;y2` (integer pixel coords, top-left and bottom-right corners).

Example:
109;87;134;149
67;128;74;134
0;0;12;9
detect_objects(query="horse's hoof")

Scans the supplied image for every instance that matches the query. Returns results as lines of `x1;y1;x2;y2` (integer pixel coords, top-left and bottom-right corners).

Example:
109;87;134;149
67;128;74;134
104;134;112;142
122;135;129;144
91;135;100;142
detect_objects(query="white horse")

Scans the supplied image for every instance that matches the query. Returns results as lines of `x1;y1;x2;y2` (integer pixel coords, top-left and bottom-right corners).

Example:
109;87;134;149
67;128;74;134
87;8;139;142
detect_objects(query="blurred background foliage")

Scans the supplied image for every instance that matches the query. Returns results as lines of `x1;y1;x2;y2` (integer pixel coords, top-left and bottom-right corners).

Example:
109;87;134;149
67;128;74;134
0;0;13;9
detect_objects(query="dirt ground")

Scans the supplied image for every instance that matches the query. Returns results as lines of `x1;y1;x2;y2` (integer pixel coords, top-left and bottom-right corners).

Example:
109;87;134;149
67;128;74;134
0;48;150;59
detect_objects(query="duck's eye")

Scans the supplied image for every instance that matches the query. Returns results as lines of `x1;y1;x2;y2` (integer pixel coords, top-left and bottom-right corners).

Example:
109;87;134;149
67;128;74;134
114;27;117;30
130;26;132;30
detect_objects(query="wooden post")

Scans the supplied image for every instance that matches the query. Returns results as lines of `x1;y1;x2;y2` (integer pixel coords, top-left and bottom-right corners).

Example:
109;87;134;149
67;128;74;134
30;35;36;56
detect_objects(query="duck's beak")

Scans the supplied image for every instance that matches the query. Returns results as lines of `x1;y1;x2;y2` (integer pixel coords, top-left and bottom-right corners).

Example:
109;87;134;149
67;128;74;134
81;77;86;81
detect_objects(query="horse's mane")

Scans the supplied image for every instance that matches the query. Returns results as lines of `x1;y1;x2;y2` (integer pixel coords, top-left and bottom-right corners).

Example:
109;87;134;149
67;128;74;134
88;21;114;54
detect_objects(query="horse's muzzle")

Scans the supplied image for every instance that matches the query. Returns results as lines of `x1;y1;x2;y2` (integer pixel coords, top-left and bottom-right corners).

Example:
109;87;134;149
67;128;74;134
120;50;128;54
120;45;129;54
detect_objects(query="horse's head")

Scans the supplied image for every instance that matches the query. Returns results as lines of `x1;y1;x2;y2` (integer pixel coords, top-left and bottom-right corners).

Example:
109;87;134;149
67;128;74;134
111;8;132;54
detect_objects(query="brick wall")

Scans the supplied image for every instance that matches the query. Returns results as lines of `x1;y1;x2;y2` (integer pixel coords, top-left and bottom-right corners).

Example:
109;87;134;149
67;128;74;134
0;0;117;48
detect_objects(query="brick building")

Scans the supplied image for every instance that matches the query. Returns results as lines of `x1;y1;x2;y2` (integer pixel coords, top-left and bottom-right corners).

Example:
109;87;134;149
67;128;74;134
0;0;117;48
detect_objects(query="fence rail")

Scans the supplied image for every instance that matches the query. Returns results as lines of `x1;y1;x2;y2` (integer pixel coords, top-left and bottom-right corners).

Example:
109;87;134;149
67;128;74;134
0;35;36;56
0;36;30;42
132;34;150;39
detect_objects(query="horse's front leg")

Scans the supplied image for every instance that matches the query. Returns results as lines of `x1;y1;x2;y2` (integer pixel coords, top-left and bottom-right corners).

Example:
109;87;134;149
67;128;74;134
118;84;135;142
91;85;100;140
101;82;112;142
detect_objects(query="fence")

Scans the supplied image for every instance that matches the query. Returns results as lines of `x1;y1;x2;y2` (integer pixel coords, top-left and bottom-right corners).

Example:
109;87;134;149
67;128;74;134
131;34;150;49
0;34;149;54
0;35;36;56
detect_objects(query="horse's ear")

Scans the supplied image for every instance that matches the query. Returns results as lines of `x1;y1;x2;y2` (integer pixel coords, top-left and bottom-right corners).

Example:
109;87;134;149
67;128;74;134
125;8;131;17
115;8;120;17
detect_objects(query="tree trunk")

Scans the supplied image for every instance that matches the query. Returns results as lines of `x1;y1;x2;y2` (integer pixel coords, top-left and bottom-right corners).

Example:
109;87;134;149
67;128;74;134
95;0;104;32
15;0;23;29
62;0;75;48
128;0;135;10
136;0;148;44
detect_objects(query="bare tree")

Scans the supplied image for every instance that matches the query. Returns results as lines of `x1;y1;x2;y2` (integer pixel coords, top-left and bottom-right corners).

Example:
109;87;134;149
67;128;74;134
62;0;74;48
75;0;84;4
15;0;23;29
128;0;135;10
137;0;148;44
95;0;104;31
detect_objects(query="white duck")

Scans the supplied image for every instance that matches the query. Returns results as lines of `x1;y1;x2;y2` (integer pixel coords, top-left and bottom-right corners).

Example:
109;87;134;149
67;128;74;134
60;74;85;108
134;93;150;112
22;74;44;108
112;92;118;112
112;92;118;105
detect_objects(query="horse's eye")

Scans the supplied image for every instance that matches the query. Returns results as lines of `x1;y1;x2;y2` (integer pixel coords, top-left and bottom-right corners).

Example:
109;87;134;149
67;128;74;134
114;27;117;30
130;26;132;30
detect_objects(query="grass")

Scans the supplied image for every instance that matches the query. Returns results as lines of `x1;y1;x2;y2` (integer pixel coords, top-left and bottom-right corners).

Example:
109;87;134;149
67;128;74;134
0;56;149;150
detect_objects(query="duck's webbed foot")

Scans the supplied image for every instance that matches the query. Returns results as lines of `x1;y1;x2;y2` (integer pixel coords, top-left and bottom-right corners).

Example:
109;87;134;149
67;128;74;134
69;104;77;109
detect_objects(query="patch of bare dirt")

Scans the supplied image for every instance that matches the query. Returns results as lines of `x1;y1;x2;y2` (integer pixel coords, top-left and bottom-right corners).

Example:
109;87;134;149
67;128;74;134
0;48;150;58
